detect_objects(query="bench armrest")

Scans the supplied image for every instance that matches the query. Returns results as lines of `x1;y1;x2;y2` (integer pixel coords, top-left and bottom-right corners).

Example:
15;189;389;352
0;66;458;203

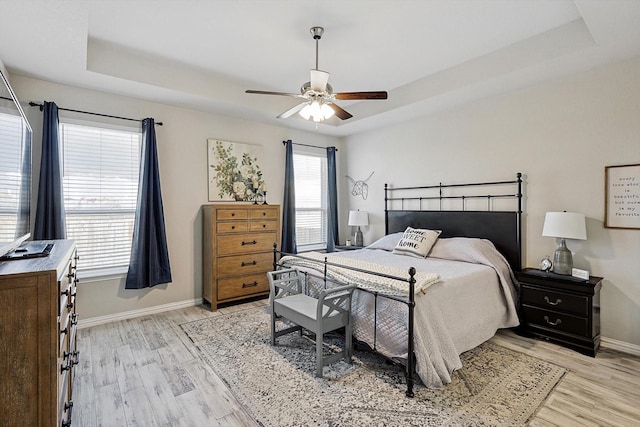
267;268;303;299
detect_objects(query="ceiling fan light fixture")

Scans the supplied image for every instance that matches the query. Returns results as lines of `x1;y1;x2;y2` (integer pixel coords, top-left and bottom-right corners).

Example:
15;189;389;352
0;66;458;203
299;103;312;120
320;103;334;120
246;26;388;125
298;99;334;122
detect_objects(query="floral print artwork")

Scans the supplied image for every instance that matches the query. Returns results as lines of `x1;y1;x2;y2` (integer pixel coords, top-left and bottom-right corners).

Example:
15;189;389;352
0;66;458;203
208;139;266;201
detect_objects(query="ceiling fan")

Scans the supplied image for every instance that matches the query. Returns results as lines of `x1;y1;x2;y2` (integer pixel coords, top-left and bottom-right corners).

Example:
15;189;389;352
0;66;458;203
245;26;388;125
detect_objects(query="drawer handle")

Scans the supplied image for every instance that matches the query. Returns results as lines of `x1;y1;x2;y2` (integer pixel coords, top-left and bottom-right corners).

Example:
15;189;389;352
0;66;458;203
262;224;266;228
64;350;80;364
543;315;562;326
231;213;235;217
61;288;70;296
231;225;236;229
544;296;562;306
61;401;73;427
241;260;257;267
242;281;258;288
242;240;257;246
262;212;266;216
71;313;79;325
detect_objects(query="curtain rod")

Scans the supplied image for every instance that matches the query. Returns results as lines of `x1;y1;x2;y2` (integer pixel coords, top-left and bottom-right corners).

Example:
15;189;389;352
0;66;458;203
28;101;163;126
282;140;337;151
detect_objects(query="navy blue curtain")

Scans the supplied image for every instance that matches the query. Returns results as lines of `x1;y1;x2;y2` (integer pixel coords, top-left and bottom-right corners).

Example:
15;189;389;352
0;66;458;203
326;147;338;252
34;101;66;240
281;140;297;254
125;118;172;289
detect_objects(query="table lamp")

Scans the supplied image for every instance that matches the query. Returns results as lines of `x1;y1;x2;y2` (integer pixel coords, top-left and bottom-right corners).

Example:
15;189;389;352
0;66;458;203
542;211;587;275
348;210;368;247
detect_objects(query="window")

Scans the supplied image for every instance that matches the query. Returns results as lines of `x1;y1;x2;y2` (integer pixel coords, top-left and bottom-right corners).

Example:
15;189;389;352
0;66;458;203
60;121;141;273
293;149;327;251
0;112;26;243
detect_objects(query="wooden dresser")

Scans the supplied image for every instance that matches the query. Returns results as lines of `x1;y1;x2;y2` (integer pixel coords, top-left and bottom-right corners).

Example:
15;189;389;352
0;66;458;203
203;204;280;311
0;240;78;426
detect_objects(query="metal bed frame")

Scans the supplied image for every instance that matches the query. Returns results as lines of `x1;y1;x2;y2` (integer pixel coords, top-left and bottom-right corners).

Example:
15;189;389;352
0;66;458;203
273;173;523;397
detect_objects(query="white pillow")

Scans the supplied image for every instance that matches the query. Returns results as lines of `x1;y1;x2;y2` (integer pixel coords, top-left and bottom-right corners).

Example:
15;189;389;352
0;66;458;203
366;232;403;251
392;227;441;258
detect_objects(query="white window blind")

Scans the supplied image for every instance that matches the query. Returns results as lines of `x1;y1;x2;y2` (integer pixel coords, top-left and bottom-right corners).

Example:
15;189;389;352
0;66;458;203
0;112;24;241
293;150;327;250
60;122;141;272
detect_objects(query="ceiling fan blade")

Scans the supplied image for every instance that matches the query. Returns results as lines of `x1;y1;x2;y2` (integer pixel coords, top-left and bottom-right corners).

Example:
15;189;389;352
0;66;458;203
310;69;329;92
334;91;388;100
327;103;353;120
245;90;302;97
277;102;308;119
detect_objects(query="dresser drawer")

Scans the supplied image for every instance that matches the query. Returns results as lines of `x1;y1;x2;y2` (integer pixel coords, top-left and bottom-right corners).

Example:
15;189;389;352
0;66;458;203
217;273;270;300
521;306;588;337
217;221;248;233
217;252;273;277
249;207;278;220
217;208;248;220
217;232;277;256
249;220;278;232
520;285;589;316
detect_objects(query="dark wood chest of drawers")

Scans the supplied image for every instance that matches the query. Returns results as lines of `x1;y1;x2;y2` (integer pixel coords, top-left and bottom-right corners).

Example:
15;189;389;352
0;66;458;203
203;204;280;311
0;240;78;426
516;268;602;357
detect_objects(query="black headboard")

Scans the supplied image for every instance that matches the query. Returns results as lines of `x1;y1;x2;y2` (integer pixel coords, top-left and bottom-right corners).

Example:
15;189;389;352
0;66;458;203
385;174;523;271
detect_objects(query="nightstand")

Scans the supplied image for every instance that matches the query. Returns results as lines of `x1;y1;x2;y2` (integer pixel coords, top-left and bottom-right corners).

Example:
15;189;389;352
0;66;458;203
516;268;603;357
334;245;364;251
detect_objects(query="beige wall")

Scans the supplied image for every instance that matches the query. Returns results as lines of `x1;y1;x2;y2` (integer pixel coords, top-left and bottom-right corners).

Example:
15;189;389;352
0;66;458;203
11;75;341;320
9;56;640;348
342;57;640;347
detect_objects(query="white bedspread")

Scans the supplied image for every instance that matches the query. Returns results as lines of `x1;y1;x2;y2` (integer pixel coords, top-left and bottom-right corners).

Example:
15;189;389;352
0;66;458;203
280;238;519;388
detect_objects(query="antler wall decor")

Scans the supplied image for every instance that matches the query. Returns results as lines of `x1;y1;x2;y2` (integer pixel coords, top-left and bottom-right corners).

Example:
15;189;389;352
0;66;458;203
346;172;374;200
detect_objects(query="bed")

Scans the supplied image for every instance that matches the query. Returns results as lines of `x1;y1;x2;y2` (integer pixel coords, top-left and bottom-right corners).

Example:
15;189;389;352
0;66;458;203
275;174;523;397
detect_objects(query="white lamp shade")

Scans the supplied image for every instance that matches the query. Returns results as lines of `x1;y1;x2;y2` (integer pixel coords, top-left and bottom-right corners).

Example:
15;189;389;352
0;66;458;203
348;210;369;226
542;212;587;240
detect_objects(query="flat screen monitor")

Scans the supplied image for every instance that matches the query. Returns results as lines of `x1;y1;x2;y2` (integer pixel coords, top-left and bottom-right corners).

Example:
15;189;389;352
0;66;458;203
0;64;32;259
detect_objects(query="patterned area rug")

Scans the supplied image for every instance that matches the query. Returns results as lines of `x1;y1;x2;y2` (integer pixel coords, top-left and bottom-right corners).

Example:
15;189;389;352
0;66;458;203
181;306;565;426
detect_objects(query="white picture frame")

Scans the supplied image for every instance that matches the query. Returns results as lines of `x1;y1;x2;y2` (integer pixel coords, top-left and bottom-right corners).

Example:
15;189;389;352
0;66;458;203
604;163;640;229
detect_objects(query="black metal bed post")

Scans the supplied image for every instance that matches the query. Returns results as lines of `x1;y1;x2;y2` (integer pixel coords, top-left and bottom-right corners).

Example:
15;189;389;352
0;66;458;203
406;267;416;398
384;183;389;235
516;172;523;271
272;243;278;271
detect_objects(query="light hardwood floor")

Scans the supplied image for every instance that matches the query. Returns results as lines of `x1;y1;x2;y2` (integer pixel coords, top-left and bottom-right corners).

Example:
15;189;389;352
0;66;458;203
73;299;640;427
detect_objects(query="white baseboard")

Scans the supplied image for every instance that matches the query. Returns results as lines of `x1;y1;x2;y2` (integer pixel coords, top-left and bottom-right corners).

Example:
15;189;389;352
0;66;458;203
601;336;640;357
77;298;204;329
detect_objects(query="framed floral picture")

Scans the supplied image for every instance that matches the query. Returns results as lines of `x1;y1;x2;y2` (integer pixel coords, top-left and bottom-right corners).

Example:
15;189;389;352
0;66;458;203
208;139;266;202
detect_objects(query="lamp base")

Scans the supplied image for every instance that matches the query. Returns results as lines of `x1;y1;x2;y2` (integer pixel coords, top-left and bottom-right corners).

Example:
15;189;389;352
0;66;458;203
355;227;363;247
552;239;573;275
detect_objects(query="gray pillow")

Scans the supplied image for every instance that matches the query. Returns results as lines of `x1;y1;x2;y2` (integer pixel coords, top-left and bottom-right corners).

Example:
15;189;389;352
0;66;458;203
365;232;403;251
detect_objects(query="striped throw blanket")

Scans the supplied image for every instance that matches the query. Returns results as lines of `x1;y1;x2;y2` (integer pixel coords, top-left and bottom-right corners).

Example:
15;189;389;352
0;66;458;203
279;252;440;296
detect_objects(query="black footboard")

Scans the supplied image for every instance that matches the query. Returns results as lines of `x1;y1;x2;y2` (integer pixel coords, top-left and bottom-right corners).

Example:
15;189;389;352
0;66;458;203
272;245;419;398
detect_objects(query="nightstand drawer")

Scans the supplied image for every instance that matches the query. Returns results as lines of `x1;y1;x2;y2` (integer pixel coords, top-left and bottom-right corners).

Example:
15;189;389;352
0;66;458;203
520;285;589;316
521;306;589;337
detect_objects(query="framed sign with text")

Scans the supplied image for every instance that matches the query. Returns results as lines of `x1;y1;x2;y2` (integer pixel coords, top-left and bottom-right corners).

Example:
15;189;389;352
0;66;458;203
605;163;640;229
